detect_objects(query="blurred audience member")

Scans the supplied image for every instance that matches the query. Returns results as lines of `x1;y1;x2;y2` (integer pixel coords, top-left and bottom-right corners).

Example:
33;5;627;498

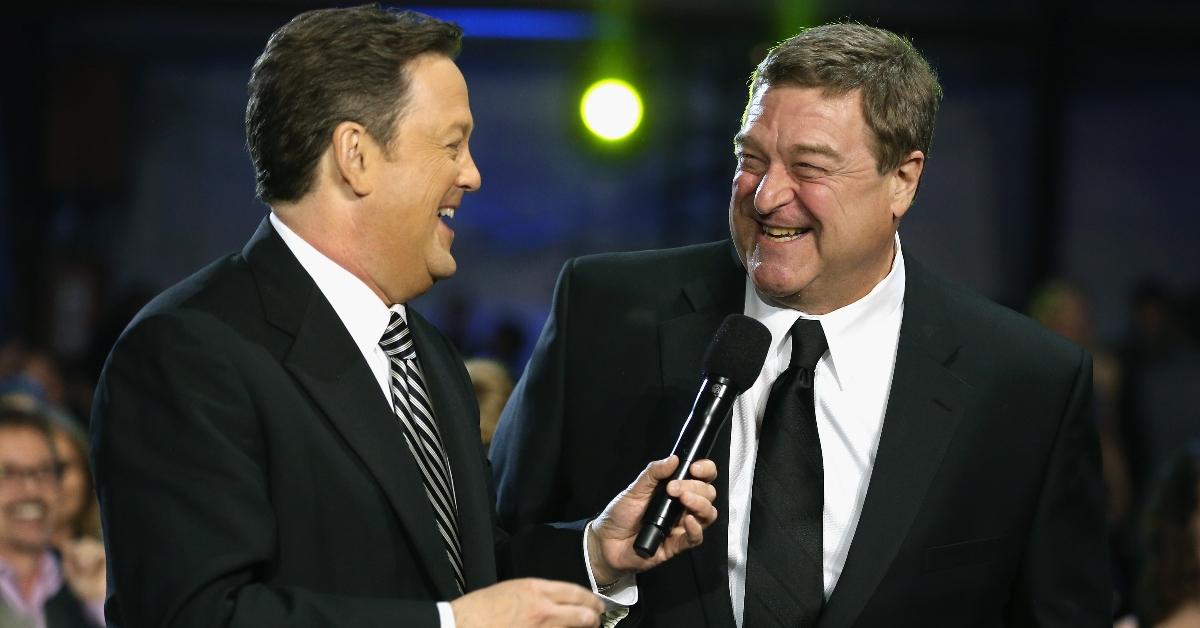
1134;444;1200;627
464;358;513;447
14;350;67;412
0;339;93;423
0;341;26;380
45;417;102;547
486;320;527;377
1124;281;1188;359
0;404;103;627
1029;279;1130;524
1119;281;1200;511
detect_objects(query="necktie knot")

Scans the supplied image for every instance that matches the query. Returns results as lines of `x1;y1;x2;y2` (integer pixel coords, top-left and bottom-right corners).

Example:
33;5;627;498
379;312;418;361
789;318;828;372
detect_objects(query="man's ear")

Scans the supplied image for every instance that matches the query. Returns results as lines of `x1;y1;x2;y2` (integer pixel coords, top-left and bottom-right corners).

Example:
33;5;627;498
890;150;925;220
331;120;373;197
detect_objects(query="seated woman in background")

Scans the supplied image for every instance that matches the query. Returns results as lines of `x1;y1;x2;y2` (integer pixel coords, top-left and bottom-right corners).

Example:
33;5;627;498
47;414;106;612
46;416;101;546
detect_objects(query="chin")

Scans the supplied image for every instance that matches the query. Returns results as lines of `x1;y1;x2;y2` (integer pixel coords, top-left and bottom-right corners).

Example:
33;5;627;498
429;260;457;282
750;264;813;299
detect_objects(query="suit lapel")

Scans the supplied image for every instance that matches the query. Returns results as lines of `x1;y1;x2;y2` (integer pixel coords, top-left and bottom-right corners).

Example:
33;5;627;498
658;242;745;628
406;308;497;592
243;218;463;599
817;259;971;628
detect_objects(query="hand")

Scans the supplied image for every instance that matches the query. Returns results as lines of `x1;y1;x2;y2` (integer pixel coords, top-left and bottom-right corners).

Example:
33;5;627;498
62;536;107;603
450;578;604;628
588;455;718;585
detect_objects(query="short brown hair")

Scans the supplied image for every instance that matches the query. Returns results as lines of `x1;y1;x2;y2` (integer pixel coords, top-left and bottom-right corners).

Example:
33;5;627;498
747;22;942;173
245;5;463;204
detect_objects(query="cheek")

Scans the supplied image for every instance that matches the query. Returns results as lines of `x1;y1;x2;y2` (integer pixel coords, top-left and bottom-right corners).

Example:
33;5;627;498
794;183;839;227
731;171;760;203
63;472;84;497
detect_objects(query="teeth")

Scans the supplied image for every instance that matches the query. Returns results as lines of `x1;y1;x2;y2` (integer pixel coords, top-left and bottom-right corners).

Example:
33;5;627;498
762;225;805;237
438;208;456;219
9;502;45;521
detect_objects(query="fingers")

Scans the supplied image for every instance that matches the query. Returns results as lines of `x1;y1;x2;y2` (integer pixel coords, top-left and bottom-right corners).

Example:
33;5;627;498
667;477;717;501
536;580;603;628
64;538;106;574
537;579;604;613
453;579;603;628
647;455;680;481
553;603;602;628
688;458;718;482
683;513;704;544
674;487;718;526
628;455;681;498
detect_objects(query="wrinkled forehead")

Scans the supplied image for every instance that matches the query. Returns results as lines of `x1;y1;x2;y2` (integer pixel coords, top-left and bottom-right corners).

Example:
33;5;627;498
739;82;865;133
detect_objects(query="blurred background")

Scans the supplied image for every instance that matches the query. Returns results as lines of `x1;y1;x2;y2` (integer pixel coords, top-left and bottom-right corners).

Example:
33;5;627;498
0;0;1197;621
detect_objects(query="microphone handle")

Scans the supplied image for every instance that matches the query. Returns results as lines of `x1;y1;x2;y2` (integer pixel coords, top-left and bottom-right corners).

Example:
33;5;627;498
633;375;736;558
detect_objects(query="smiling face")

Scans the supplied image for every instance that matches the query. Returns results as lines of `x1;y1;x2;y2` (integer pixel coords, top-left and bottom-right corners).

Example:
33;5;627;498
356;52;481;304
0;426;60;558
730;84;921;314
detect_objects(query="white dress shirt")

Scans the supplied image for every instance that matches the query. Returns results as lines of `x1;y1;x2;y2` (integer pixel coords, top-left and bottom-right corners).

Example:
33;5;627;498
728;237;906;627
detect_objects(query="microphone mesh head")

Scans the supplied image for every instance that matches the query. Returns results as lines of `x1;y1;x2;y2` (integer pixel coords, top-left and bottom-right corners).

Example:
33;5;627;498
701;314;772;392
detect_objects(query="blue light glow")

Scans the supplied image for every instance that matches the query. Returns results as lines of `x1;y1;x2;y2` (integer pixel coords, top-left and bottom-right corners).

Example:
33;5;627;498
407;7;595;41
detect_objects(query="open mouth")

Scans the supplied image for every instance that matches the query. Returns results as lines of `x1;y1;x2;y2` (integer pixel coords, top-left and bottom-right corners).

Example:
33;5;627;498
6;501;47;522
761;224;812;241
437;207;456;221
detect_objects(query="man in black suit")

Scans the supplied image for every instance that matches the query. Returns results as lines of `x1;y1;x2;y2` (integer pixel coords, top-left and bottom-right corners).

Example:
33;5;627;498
491;22;1110;627
91;7;717;628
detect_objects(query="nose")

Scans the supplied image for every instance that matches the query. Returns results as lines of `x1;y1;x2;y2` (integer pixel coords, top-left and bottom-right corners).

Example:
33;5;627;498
752;164;795;215
458;144;482;192
11;473;54;494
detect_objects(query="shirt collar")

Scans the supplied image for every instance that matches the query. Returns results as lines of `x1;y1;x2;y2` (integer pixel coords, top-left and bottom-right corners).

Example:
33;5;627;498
269;212;406;353
0;550;64;602
744;234;906;391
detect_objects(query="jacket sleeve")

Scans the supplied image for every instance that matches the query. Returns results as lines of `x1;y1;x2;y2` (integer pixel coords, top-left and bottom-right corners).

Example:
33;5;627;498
1006;350;1113;626
91;311;441;628
490;258;577;531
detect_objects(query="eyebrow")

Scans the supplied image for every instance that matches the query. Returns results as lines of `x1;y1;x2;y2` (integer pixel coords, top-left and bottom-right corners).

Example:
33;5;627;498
444;119;473;137
732;132;754;151
785;142;840;160
733;134;840;161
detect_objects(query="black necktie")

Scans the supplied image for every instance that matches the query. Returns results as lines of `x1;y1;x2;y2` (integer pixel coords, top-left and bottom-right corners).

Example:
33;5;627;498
379;312;465;594
744;317;829;627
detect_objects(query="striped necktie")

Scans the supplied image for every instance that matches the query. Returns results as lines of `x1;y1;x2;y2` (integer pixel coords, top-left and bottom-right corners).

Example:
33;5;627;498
379;311;465;594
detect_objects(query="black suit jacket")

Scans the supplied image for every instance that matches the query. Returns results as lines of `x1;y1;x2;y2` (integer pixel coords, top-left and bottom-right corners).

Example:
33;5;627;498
91;218;585;627
491;240;1110;627
45;581;102;628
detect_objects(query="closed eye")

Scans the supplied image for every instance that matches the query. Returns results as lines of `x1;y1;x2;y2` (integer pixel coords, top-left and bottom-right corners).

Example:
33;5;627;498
792;162;827;178
737;153;766;174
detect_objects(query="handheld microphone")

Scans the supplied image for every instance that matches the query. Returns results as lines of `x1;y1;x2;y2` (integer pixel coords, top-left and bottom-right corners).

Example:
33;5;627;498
633;314;771;558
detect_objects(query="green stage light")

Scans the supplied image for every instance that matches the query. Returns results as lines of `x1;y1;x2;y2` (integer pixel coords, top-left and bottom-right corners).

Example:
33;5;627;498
580;78;643;141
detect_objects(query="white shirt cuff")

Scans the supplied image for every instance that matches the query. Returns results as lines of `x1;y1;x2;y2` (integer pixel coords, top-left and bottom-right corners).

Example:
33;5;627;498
437;601;456;628
583;520;638;610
